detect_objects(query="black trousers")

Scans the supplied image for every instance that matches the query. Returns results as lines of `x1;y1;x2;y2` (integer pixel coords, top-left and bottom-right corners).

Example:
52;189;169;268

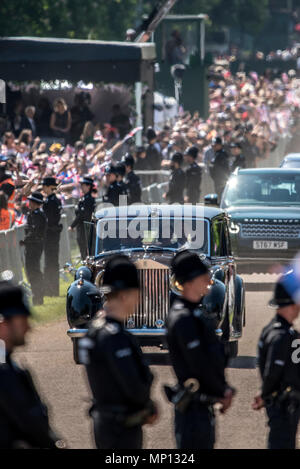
175;403;215;449
266;404;300;449
92;413;143;449
76;226;87;261
44;233;60;297
25;243;44;305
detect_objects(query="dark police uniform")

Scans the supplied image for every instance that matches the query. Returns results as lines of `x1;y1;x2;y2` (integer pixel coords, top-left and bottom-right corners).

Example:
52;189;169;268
125;171;142;205
23;193;47;305
185;162;202;205
103;180;122;206
167;167;185;204
209;148;230;201
258;312;300;449
79;316;154;449
43;190;62;297
166;298;228;449
0;283;64;449
71;190;95;261
79;254;155;449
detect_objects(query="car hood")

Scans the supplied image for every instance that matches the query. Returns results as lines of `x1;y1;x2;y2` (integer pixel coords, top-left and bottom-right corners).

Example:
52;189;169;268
226;206;300;222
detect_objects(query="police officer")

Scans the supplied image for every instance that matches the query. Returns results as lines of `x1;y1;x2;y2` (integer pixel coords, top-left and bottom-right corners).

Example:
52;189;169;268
69;176;95;261
123;154;142;205
166;250;234;449
115;162;128;203
103;165;121;207
165;152;185;204
209;137;230;202
20;191;47;306
0;282;65;448
184;146;202;205
230;142;246;172
79;255;158;449
42;177;62;297
253;272;300;449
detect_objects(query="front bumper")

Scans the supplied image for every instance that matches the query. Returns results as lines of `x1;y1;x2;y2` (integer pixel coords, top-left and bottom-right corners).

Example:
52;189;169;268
67;328;166;339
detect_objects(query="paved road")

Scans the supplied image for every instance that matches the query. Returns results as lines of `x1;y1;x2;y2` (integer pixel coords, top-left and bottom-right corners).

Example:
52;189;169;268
14;289;292;449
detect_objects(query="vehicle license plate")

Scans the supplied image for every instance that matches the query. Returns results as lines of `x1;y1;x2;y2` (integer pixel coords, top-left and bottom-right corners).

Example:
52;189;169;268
253;241;288;250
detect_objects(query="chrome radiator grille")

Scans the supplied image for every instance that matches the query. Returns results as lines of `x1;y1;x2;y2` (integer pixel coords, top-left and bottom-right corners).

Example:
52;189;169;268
127;267;170;329
240;223;300;239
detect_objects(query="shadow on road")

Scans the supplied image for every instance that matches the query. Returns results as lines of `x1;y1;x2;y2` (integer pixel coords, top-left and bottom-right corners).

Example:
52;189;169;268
228;356;257;369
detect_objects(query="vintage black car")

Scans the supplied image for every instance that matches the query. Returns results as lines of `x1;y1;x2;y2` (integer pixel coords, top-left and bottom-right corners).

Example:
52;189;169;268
66;204;245;362
206;168;300;274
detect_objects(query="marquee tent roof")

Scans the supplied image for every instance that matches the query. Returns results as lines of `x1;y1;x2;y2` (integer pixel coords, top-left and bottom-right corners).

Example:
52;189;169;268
0;36;156;83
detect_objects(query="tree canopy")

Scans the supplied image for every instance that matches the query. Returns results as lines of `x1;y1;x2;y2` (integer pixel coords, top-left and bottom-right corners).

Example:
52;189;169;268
0;0;270;41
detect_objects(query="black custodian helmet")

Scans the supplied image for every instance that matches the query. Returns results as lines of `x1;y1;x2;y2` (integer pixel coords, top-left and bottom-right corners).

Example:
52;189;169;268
171;250;209;285
66;277;102;327
101;255;139;294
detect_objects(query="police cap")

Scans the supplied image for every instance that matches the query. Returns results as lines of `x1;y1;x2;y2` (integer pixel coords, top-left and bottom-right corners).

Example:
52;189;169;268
42;177;58;187
101;255;139;294
171;152;183;165
105;164;117;175
79;175;94;185
0;282;31;320
27;191;44;204
123;153;135;168
269;274;296;308
146;127;157;141
185;146;199;159
115;162;126;177
171;250;209;285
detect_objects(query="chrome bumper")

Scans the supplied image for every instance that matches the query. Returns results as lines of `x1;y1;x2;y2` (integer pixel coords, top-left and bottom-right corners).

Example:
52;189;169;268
67;328;166;339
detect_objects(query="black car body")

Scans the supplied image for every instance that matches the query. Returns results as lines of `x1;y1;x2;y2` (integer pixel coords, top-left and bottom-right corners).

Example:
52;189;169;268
66;204;245;362
220;168;300;274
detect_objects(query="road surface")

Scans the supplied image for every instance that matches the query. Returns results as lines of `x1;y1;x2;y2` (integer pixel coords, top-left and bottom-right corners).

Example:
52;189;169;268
14;288;291;449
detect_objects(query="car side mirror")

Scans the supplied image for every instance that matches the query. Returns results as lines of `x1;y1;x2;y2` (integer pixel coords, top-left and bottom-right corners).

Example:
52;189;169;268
204;194;218;206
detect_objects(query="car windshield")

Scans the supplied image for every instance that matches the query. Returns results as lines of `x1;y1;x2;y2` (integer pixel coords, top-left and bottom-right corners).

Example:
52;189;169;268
96;217;208;256
282;161;300;169
222;173;300;207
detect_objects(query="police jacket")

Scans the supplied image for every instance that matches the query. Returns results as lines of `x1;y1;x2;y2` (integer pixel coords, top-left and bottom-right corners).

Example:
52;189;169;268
258;314;300;400
0;354;60;449
146;144;162;170
209;149;230;182
80;316;154;413
167;168;185;204
103;181;121;207
166;298;228;398
185;163;202;202
24;208;47;245
117;181;128;199
71;192;95;230
125;171;142;205
43;194;62;234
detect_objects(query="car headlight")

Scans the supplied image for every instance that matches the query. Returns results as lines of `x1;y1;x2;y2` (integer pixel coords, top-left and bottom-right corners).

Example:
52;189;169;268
95;270;105;288
170;274;184;296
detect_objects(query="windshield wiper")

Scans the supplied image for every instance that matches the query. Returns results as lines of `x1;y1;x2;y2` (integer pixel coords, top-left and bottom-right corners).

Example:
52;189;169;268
142;245;177;252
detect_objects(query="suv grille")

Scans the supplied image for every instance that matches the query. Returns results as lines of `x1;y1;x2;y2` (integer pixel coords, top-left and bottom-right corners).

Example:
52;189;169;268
241;223;300;239
127;268;170;329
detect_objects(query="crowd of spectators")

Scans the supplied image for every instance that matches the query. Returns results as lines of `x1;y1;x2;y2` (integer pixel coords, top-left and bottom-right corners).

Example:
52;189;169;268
1;59;300;230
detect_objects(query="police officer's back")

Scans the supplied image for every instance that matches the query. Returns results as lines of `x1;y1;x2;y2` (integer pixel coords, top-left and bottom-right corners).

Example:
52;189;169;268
123;154;142;205
42;177;62;297
102;165;121;207
184;147;202;205
209;137;230;201
115;162;128;205
69;176;95;260
79;255;157;449
253;273;300;449
166;251;234;449
21;192;47;306
0;283;64;448
166;152;185;204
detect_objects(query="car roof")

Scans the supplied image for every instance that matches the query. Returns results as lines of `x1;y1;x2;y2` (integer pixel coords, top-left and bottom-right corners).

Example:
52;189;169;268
234;168;300;175
95;204;224;220
283;154;300;160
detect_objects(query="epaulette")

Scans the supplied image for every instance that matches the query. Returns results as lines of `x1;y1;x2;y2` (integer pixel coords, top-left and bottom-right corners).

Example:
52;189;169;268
273;322;283;329
91;316;106;330
105;322;121;335
173;301;185;311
